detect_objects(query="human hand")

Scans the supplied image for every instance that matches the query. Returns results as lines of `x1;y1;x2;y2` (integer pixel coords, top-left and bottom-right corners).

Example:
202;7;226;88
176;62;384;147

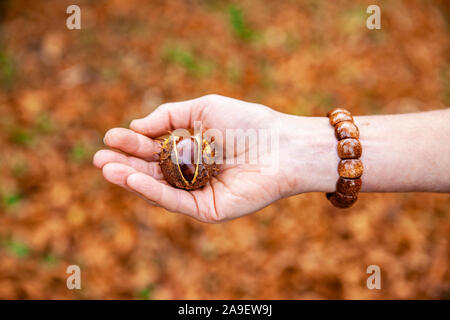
94;95;450;222
93;94;309;223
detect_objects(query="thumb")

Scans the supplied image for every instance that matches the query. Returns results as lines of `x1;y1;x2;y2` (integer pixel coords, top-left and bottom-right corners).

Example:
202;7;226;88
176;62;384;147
130;96;209;137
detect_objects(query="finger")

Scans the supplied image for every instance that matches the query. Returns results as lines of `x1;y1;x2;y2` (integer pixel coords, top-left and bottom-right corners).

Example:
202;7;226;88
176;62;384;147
102;163;158;206
93;149;163;180
126;172;199;218
130;96;208;137
103;128;160;161
102;162;138;190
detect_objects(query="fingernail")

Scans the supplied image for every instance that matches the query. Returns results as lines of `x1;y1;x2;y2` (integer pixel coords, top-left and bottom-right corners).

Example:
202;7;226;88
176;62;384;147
126;172;140;185
130;119;141;128
103;131;110;144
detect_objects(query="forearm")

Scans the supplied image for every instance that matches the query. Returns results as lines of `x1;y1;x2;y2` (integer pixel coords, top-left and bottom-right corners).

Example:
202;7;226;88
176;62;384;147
279;109;450;195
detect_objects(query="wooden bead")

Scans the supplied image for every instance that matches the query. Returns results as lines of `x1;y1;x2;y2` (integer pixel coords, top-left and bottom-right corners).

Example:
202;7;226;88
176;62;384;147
326;192;358;208
329;112;353;126
336;177;362;196
326;107;363;209
338;159;363;178
337;138;362;159
326;108;351;117
335;120;359;140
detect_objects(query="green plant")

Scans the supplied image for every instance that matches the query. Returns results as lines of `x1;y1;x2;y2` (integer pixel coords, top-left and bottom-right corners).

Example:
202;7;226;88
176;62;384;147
34;112;55;134
162;44;213;77
42;252;59;266
9;129;33;146
0;50;15;88
69;143;89;163
3;193;22;207
137;285;154;300
228;5;255;42
2;239;30;258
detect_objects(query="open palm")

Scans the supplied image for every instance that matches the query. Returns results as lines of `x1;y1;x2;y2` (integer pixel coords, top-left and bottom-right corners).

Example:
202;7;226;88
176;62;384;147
94;95;287;223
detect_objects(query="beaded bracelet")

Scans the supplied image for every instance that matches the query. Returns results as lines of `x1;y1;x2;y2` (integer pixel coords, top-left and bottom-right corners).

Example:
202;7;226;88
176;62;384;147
325;108;363;208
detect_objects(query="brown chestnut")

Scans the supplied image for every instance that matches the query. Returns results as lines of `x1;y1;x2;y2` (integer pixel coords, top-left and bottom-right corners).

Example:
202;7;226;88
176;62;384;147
159;133;217;190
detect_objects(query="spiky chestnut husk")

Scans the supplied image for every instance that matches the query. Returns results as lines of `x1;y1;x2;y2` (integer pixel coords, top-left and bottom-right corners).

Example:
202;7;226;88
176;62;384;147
159;133;217;190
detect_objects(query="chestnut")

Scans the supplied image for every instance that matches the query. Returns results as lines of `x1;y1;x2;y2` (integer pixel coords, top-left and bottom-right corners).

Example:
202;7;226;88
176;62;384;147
159;132;217;190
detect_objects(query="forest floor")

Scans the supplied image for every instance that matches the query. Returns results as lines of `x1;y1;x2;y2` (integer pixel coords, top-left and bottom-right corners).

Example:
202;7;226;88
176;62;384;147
0;0;449;299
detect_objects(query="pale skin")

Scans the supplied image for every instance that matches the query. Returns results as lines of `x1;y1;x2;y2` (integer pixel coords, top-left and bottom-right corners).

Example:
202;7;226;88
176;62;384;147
93;94;450;223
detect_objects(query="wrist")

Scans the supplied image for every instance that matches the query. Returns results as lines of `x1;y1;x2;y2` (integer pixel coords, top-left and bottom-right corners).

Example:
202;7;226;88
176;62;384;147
277;113;339;195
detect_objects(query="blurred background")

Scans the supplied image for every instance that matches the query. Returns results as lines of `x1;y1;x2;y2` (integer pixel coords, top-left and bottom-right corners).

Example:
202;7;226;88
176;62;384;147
0;0;449;299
